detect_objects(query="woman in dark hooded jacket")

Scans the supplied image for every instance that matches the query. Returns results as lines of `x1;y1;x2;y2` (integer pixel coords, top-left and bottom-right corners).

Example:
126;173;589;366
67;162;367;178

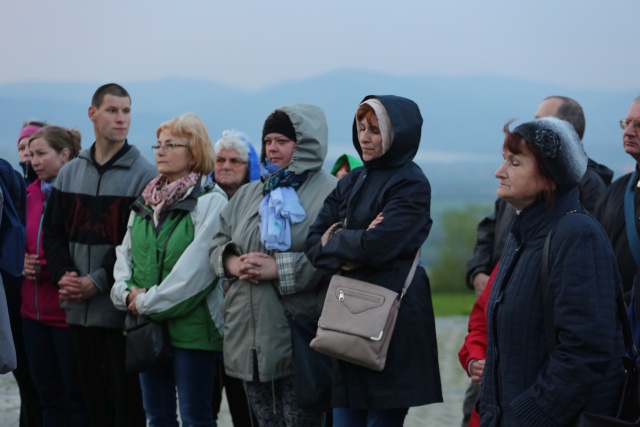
479;118;625;426
305;95;443;426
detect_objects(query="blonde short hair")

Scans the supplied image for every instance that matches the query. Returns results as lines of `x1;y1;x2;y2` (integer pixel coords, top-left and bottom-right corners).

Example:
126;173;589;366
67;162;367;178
156;113;215;174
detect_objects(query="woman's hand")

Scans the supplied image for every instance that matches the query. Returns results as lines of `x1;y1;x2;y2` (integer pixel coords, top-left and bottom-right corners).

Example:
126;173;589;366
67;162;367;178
22;254;41;282
469;359;485;383
321;222;344;247
58;272;98;302
368;212;384;230
223;254;243;279
238;253;277;284
127;286;147;315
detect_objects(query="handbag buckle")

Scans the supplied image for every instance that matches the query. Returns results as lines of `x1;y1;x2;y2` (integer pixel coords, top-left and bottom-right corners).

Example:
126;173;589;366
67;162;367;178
370;331;383;341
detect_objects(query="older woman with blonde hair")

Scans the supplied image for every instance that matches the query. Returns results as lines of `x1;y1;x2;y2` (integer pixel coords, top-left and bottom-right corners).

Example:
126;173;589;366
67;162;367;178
112;113;228;427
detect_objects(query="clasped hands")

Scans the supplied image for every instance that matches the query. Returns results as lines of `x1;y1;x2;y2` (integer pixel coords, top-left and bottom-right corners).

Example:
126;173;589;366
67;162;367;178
224;253;278;284
127;286;147;315
58;271;99;302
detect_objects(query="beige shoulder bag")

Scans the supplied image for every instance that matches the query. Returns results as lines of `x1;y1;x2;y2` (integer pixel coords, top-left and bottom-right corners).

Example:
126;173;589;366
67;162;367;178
310;251;420;371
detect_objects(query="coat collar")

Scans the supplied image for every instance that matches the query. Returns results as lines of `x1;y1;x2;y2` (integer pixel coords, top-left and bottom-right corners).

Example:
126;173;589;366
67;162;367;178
510;186;582;245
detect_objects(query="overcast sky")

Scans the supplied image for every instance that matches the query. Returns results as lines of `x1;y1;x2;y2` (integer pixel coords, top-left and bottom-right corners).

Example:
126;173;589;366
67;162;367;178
2;1;639;91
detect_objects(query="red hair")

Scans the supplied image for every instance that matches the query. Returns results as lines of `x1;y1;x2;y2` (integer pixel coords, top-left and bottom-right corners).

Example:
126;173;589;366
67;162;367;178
356;103;378;127
502;121;557;208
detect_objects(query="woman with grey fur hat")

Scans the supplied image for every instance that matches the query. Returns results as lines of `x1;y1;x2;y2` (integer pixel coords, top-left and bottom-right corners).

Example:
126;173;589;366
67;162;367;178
478;117;626;426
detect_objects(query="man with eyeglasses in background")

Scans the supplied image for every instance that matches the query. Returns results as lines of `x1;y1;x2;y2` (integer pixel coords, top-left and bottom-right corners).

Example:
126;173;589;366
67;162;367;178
42;83;156;427
595;95;640;300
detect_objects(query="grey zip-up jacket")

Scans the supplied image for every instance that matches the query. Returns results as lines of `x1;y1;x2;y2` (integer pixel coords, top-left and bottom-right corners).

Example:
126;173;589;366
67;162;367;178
43;143;156;329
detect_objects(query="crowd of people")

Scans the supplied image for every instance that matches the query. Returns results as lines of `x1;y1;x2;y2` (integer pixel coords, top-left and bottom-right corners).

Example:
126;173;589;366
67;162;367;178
0;82;638;427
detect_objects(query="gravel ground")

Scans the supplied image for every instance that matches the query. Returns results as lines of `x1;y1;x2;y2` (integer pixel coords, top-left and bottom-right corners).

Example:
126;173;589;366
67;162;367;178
0;316;470;427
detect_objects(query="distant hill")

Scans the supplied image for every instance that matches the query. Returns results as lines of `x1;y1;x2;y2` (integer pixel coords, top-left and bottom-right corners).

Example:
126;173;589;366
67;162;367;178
1;71;637;206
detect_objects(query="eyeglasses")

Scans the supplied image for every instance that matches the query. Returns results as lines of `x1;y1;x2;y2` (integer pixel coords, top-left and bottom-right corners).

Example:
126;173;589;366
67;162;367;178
619;119;640;133
151;142;189;153
215;157;246;166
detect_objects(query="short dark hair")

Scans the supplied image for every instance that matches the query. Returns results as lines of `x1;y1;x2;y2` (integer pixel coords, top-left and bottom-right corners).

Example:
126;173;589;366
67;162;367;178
91;83;130;109
544;96;585;140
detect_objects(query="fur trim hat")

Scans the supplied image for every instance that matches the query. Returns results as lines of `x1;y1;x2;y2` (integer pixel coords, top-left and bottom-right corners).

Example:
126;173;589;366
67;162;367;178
513;117;587;187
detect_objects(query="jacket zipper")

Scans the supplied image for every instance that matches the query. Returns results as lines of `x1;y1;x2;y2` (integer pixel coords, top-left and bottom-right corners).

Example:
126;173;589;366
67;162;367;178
84;173;104;324
33;200;47;321
250;282;259;382
491;241;525;419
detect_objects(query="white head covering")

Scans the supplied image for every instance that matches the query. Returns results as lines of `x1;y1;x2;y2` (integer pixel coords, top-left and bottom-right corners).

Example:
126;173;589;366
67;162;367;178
362;98;394;155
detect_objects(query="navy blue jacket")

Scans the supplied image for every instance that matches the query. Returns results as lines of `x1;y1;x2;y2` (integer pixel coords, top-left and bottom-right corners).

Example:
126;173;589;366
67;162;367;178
305;95;443;409
0;159;25;279
480;187;625;426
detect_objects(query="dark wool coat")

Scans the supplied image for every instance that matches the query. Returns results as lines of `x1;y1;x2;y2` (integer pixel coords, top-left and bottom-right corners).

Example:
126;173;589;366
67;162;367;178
305;95;443;410
479;187;625;427
594;168;640;294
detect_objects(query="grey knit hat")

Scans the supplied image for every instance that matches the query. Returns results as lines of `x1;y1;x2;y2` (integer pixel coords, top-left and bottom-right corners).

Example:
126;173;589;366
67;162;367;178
513;117;587;187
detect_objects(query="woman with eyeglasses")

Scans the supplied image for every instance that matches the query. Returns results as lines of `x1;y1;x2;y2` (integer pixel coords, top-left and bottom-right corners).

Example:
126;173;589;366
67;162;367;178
210;129;260;426
212;129;260;200
111;113;228;427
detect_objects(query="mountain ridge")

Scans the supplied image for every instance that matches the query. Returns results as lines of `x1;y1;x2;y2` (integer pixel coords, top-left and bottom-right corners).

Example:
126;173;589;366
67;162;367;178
1;70;637;203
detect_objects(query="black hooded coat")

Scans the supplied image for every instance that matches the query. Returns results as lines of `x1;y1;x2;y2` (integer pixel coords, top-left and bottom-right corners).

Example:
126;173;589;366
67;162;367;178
305;95;443;409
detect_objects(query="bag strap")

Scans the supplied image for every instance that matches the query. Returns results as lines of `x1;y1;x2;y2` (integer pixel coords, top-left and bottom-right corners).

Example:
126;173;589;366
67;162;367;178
272;249;421;316
156;210;188;286
624;170;640;269
540;225;557;352
399;250;421;300
540;212;637;356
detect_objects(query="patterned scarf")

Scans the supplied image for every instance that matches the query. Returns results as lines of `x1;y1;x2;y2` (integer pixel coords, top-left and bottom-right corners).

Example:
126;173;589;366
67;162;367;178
259;160;308;250
260;160;308;195
142;172;201;217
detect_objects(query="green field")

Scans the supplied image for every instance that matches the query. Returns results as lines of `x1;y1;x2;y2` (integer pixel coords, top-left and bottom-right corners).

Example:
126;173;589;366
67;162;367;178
432;292;478;317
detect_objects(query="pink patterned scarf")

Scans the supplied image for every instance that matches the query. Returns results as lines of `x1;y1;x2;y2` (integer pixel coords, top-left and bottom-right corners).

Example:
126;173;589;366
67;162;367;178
141;172;201;217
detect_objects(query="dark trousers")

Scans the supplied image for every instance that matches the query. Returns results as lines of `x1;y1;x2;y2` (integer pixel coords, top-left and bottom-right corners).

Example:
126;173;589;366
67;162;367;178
212;358;257;427
22;318;88;427
461;379;480;427
69;325;146;427
141;348;217;427
4;273;42;427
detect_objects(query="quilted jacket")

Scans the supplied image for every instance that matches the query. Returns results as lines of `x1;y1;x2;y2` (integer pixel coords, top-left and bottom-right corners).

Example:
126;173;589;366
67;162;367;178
479;186;625;426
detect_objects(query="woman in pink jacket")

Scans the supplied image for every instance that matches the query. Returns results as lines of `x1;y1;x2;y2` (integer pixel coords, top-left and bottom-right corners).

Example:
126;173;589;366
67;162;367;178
21;126;88;426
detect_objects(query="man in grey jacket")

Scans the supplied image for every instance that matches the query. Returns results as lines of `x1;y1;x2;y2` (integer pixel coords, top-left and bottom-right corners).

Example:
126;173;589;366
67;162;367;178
43;83;156;427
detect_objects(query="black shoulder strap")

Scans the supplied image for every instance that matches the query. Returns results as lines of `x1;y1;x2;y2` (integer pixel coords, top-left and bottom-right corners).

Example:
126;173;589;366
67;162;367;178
540;210;579;351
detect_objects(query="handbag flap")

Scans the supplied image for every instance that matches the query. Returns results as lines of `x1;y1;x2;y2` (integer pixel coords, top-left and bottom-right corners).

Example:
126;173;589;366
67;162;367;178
318;275;399;340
